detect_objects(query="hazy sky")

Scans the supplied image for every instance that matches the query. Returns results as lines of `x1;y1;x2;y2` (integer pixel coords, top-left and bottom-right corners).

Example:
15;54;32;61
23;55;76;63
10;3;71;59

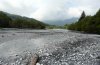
0;0;100;22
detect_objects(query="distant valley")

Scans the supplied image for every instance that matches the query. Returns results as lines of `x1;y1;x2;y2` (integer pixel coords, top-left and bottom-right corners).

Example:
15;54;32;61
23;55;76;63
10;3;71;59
44;17;78;26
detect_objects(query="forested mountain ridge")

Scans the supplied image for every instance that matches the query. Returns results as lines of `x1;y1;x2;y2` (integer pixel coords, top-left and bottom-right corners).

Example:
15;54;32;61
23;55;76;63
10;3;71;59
0;11;46;29
68;9;100;34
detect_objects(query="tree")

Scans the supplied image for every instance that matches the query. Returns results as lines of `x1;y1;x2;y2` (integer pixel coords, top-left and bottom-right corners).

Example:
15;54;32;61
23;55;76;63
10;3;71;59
94;9;100;17
68;9;100;34
79;11;86;21
0;11;12;27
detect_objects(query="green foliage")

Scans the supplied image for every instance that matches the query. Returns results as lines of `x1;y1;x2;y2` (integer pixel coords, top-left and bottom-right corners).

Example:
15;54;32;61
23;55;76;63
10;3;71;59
68;9;100;34
0;11;12;27
0;11;46;29
64;24;68;29
46;25;66;29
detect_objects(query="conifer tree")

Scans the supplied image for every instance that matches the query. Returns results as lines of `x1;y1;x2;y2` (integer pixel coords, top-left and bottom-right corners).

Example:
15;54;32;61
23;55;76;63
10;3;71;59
79;11;86;21
94;9;100;17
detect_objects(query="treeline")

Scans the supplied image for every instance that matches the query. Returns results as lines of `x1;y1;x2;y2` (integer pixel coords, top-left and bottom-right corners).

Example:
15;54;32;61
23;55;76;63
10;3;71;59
68;9;100;34
46;25;67;29
0;11;46;29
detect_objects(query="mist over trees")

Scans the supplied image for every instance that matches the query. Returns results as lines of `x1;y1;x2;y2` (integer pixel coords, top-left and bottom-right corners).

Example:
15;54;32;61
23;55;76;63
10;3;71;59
0;11;46;29
68;9;100;34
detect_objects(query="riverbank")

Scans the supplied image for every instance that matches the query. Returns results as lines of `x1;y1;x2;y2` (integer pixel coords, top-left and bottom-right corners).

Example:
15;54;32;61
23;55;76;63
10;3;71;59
0;29;100;65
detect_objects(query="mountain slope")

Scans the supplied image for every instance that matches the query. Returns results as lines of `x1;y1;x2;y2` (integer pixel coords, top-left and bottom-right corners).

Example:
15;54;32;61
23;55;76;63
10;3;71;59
45;17;78;26
0;11;12;27
0;11;46;29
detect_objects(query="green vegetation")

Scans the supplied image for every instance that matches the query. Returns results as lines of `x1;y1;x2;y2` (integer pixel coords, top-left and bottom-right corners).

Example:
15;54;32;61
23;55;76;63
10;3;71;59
0;11;46;29
46;24;68;29
78;11;86;21
0;11;11;27
68;9;100;34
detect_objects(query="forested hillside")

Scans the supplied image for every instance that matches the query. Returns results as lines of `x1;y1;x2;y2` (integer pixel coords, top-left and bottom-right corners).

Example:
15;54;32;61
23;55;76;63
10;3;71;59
68;9;100;34
0;11;46;29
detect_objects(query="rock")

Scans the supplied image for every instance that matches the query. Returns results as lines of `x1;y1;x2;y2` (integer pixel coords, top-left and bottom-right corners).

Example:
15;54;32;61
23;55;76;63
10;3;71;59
1;35;4;37
36;63;40;65
96;56;100;59
12;33;16;35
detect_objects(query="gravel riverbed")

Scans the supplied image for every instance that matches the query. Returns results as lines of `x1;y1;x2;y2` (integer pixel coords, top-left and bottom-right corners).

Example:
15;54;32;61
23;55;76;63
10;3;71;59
0;29;100;65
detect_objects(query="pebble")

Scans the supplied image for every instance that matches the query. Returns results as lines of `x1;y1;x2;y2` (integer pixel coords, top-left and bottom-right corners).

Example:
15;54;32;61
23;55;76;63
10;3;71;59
0;29;100;65
36;63;41;65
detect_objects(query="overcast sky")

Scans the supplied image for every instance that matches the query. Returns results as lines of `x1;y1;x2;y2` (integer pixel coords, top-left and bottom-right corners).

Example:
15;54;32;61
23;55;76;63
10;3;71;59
0;0;100;22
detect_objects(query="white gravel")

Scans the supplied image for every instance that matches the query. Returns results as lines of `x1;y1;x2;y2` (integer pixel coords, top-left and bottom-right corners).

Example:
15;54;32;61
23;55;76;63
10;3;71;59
0;29;100;65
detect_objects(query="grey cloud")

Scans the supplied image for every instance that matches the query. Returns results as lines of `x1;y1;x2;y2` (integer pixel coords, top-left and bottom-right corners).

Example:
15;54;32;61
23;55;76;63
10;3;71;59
0;0;100;22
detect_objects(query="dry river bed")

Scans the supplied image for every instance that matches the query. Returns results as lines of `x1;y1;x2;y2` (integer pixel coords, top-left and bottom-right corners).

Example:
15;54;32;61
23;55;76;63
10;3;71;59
0;29;100;65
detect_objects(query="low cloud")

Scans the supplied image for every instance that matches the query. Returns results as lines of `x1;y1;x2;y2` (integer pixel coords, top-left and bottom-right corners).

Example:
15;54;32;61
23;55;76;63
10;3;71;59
0;0;100;22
